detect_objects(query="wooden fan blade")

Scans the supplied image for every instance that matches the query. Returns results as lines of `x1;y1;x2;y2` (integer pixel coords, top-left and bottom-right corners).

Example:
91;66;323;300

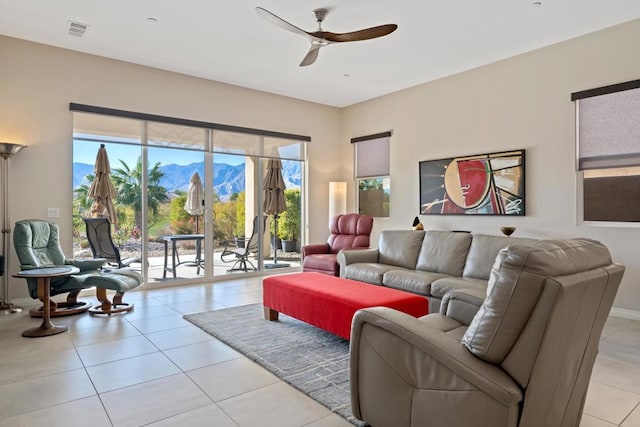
315;24;398;43
299;45;321;67
256;7;323;43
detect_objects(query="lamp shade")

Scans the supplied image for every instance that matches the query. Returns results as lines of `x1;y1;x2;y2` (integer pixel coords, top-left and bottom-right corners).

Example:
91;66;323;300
0;142;26;158
329;181;347;224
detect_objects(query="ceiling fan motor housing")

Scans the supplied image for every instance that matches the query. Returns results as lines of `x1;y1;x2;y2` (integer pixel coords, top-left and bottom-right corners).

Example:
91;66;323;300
313;9;328;23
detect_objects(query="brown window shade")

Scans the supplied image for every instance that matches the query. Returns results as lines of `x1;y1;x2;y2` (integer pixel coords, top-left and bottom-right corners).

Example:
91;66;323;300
583;175;640;222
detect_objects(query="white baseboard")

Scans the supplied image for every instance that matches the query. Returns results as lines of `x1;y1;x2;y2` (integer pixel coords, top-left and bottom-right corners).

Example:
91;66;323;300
610;307;640;321
10;297;36;308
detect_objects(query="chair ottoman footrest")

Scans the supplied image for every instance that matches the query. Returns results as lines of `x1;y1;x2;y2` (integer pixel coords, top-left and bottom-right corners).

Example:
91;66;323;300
85;269;143;292
85;269;143;316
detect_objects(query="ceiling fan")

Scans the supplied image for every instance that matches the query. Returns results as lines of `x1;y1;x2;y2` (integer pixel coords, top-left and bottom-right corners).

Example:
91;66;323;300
255;7;398;67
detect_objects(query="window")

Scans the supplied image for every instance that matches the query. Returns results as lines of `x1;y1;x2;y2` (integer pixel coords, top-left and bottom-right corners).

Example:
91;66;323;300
352;132;391;217
573;79;640;223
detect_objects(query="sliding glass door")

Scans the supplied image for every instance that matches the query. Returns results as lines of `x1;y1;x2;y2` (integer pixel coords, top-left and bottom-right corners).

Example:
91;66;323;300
72;109;307;286
72;115;145;279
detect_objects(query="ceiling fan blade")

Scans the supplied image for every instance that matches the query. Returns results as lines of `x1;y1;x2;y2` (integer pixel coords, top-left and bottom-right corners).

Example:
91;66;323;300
317;24;398;43
299;45;321;67
256;7;322;42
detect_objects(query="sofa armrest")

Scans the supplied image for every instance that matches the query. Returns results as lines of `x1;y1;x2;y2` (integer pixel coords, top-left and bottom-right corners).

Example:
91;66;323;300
350;307;522;422
440;288;486;325
337;248;380;277
337;248;379;265
301;243;330;259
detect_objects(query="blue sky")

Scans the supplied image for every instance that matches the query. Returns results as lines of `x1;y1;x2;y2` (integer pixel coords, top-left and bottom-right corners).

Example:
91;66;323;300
73;140;245;166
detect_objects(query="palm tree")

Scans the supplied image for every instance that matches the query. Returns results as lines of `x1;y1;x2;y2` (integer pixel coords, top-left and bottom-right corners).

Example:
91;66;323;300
112;156;169;229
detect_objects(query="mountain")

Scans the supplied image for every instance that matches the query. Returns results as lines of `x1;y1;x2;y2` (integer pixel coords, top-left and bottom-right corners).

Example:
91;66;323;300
212;163;246;200
73;163;94;188
72;160;300;201
282;160;301;189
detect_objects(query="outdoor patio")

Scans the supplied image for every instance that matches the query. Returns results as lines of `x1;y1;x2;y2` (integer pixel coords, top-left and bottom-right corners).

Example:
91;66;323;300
74;229;301;283
91;247;300;282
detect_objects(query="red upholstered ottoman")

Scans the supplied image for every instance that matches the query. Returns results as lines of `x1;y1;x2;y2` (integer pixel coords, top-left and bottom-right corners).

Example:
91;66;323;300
262;272;428;340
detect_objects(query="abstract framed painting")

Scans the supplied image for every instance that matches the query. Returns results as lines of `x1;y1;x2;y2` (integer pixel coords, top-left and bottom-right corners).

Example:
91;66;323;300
419;149;525;215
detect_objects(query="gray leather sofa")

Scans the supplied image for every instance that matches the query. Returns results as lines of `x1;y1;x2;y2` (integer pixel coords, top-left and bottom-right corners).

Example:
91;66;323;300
337;230;534;313
350;238;624;427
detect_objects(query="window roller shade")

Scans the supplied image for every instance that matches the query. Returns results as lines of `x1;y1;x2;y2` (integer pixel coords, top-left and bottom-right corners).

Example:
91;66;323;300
354;136;390;178
577;86;640;170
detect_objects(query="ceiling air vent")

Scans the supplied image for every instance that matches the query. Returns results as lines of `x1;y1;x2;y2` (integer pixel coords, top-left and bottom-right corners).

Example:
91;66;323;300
66;20;89;37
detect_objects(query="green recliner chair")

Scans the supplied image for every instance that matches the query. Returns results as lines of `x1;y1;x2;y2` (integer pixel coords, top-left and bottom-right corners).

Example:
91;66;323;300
14;219;144;317
13;219;104;317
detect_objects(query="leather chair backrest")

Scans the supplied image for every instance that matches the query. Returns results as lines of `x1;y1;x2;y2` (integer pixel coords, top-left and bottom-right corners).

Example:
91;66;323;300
14;219;67;268
463;238;613;363
327;213;373;254
461;238;624;426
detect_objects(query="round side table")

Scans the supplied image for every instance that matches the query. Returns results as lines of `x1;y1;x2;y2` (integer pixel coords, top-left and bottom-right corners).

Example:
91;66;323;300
13;266;80;337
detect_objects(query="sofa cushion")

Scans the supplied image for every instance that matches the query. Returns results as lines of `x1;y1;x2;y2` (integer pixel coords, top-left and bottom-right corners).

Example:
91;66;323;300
345;263;398;285
462;234;535;280
415;231;472;276
378;230;425;270
382;269;452;296
462;238;612;364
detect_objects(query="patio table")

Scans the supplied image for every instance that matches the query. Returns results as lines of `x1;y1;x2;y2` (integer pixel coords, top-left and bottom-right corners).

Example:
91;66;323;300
159;234;204;279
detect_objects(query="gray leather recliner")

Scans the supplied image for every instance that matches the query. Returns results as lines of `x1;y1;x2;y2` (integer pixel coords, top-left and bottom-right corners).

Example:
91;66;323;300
350;238;624;427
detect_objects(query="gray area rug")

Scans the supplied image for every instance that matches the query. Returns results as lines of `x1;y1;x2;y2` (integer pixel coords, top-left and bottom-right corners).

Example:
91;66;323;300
184;303;365;426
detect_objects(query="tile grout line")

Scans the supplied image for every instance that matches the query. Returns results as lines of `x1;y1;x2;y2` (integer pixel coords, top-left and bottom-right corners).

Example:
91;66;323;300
617;399;640;426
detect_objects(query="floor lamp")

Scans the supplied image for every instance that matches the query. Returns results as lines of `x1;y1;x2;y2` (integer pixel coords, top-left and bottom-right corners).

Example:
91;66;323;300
328;181;347;226
0;142;26;315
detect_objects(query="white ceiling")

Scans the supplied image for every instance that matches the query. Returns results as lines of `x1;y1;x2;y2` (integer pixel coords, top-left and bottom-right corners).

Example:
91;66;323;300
2;1;640;107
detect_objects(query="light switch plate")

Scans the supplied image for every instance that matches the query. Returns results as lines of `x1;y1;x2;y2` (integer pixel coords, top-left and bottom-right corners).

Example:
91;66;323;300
47;208;60;218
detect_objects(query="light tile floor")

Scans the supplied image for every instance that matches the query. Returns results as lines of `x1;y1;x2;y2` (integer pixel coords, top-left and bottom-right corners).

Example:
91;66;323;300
0;277;639;426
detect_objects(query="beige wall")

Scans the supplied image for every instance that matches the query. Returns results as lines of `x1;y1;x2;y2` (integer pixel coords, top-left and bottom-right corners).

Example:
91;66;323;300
0;35;343;299
342;18;640;313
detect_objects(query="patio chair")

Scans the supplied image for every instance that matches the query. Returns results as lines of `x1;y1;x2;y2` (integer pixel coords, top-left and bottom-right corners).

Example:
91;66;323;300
83;217;140;268
220;216;265;272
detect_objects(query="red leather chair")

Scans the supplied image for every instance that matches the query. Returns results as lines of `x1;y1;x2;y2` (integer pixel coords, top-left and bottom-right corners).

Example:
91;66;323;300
302;213;374;276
